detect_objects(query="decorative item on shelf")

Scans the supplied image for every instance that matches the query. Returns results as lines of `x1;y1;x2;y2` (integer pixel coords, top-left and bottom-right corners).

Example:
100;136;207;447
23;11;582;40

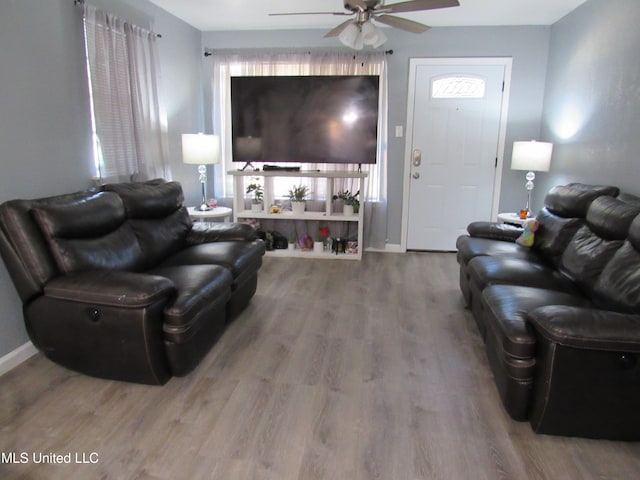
511;140;553;218
319;225;330;246
182;133;220;211
269;204;283;214
207;198;218;208
315;223;330;254
288;229;296;251
298;233;313;251
333;189;360;216
331;237;347;254
246;182;264;212
288;184;309;215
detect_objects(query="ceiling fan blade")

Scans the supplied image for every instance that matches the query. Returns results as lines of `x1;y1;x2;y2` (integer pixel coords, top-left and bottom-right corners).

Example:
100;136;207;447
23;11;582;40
381;0;459;14
374;14;430;33
324;19;355;38
269;12;350;16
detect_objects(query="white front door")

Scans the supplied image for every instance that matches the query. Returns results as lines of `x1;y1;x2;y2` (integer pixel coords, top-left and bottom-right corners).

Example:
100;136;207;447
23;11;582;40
403;59;510;251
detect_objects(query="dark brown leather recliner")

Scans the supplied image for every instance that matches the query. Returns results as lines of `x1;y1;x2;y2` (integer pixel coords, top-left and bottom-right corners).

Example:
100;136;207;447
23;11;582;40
456;183;640;440
0;180;265;385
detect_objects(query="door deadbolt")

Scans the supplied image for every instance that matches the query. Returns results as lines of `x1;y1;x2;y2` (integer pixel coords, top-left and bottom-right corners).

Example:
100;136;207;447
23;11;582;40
413;149;422;167
412;172;420;179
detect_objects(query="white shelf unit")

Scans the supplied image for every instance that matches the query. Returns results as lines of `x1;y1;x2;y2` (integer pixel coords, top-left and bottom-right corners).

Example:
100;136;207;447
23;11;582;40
229;170;367;260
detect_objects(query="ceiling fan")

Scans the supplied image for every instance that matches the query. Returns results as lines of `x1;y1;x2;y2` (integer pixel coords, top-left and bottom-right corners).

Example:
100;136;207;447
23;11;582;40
269;0;460;49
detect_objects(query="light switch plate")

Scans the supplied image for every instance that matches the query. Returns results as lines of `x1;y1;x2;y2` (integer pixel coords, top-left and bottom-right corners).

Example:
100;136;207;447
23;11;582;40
395;125;403;137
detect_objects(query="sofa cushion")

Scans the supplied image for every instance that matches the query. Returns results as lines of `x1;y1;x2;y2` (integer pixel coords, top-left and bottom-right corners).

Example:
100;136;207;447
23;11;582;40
32;192;145;273
159;240;266;281
456;236;544;266
129;208;192;268
617;192;640;208
533;184;619;266
148;264;232;338
468;256;578;294
482;285;590;360
559;196;640;292
102;180;185;219
593;229;640;313
533;209;584;266
0;190;97;301
33;191;125;238
102;181;192;268
543;183;619;218
584;195;640;240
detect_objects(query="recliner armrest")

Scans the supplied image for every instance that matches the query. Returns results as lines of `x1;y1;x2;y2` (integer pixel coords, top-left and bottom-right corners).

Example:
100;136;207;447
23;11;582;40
186;222;257;245
467;221;522;242
528;305;640;352
44;271;175;308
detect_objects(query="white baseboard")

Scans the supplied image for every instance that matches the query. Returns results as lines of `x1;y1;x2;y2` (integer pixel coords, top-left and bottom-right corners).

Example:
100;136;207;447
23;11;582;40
365;243;404;254
0;342;38;377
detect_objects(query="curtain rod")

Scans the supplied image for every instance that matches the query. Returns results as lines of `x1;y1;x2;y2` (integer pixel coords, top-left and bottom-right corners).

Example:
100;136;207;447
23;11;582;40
74;0;162;38
203;49;392;57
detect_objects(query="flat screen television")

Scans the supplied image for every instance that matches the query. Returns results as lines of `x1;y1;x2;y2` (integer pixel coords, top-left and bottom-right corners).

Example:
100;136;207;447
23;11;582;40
231;75;379;166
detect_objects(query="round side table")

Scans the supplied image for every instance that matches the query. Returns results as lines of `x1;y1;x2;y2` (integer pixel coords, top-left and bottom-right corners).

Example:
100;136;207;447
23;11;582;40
187;206;232;222
497;212;529;226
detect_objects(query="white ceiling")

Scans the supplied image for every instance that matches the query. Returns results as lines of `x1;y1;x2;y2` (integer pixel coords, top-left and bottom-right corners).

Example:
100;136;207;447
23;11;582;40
146;0;588;32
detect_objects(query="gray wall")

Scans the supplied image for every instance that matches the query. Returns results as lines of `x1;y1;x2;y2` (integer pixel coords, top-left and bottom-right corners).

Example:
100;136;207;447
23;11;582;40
0;0;202;358
538;0;640;198
202;26;551;244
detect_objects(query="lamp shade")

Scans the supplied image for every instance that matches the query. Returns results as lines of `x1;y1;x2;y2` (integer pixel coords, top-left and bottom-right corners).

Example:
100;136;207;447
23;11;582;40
372;26;388;48
182;133;220;165
511;141;553;172
339;22;363;50
361;21;379;45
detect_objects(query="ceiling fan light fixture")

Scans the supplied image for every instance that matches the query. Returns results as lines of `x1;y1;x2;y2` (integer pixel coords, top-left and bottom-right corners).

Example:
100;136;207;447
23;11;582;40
361;20;379;45
371;25;387;48
338;22;361;49
353;30;364;50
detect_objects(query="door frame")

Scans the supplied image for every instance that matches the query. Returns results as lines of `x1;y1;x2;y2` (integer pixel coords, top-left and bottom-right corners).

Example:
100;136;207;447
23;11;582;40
400;57;513;252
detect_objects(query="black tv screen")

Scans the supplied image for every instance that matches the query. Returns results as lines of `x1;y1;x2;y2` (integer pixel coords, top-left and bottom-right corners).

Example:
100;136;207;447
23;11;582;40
231;75;379;165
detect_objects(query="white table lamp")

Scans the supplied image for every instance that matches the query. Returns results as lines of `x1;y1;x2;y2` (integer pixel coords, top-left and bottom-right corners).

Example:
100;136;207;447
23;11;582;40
182;133;220;211
511;140;553;218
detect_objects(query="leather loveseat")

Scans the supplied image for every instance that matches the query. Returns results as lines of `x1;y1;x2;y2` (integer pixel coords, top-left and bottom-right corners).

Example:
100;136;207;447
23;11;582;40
456;183;640;440
0;180;265;385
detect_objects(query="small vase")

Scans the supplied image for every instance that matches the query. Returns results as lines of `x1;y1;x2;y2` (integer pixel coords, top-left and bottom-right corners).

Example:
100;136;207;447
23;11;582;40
251;202;262;213
313;241;324;254
343;204;354;216
288;242;296;252
291;201;306;216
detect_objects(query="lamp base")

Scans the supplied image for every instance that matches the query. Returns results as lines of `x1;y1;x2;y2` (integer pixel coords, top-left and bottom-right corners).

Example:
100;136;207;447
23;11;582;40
196;203;212;211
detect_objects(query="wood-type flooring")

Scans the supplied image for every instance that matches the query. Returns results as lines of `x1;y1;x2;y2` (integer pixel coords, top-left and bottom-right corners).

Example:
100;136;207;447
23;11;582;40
1;252;639;479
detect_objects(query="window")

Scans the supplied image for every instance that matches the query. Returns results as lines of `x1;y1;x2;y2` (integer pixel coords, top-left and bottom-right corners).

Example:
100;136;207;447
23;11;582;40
431;76;486;99
209;50;388;203
82;4;170;183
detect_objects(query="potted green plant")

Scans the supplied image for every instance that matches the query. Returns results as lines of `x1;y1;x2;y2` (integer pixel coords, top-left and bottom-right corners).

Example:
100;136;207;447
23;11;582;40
288;184;309;215
246;183;264;212
333;189;360;216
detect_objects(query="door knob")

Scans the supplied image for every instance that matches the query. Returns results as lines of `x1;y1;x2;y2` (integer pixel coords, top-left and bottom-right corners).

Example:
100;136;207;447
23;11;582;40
412;172;420;179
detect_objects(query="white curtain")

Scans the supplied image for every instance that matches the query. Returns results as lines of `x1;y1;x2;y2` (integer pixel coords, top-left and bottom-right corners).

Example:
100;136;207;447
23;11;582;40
208;49;388;249
83;4;170;183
